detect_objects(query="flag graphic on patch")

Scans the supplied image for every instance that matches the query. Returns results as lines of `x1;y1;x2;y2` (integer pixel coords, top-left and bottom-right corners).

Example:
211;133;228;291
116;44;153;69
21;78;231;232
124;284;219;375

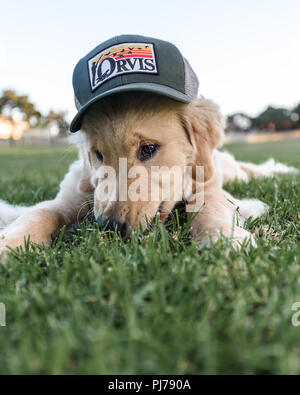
88;43;158;91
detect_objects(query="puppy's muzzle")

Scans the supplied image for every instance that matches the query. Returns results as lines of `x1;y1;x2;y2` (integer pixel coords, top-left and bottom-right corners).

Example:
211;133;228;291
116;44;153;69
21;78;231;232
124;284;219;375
98;218;128;239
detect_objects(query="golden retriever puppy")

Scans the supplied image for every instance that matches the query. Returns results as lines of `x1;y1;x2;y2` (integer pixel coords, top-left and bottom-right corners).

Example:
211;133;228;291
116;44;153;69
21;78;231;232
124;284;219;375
0;92;296;261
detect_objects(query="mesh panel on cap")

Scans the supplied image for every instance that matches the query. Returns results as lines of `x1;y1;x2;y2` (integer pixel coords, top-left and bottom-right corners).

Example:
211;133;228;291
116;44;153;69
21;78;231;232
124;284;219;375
183;58;199;99
75;95;82;111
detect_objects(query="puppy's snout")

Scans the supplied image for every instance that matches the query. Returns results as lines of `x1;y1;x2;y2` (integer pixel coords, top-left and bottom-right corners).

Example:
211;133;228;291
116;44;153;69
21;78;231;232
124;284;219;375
98;218;128;239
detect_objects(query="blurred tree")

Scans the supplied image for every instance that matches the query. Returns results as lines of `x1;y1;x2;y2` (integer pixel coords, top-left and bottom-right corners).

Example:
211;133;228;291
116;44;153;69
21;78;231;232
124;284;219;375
252;106;292;131
18;95;41;123
0;90;69;135
0;90;41;125
227;103;300;132
293;103;300;115
0;90;19;118
46;110;69;136
291;104;300;128
227;113;252;132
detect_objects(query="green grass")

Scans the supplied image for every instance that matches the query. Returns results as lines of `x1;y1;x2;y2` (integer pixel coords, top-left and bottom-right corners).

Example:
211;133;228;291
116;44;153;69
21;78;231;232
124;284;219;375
0;140;300;374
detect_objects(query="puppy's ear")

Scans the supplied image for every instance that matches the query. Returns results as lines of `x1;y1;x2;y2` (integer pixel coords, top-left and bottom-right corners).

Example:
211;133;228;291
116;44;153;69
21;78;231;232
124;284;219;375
182;98;224;182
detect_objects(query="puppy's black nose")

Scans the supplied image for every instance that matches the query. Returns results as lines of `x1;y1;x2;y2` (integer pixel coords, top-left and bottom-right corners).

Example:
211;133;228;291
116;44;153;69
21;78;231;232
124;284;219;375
98;218;128;239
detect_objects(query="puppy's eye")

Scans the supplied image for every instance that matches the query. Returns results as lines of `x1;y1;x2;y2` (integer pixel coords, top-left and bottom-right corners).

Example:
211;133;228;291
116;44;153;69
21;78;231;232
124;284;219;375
95;150;103;162
138;144;159;161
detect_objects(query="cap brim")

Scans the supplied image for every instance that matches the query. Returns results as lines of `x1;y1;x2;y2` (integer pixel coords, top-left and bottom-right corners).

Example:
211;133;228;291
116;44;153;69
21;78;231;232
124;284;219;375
70;83;192;132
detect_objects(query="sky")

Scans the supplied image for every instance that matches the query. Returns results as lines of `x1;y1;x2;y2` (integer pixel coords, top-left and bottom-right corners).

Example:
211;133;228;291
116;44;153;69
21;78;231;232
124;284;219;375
0;0;299;121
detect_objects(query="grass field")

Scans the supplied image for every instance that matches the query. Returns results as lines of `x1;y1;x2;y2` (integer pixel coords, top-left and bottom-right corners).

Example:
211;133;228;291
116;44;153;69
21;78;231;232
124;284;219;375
0;139;299;374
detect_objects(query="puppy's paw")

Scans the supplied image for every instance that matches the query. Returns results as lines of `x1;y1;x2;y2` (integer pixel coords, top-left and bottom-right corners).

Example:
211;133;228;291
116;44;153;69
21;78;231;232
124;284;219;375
195;227;256;251
0;235;8;264
0;233;19;264
0;250;8;265
231;227;257;250
0;243;8;265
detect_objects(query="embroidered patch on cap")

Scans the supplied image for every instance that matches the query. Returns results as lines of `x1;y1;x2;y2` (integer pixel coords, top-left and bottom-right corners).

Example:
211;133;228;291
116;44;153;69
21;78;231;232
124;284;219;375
88;43;158;91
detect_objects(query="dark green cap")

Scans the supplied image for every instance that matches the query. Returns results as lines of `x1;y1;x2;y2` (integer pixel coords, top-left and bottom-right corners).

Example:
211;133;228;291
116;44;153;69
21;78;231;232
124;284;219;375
70;34;199;132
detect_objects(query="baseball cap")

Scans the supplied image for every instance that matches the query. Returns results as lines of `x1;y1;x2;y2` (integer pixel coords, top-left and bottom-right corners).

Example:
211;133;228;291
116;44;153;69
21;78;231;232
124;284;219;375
70;34;199;132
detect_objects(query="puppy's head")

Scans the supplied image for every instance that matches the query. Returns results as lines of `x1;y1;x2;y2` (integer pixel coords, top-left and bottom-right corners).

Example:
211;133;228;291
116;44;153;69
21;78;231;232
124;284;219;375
79;93;224;237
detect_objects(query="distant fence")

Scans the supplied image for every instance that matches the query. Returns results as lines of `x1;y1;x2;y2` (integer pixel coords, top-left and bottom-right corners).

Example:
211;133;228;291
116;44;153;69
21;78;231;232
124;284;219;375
226;129;300;144
245;129;300;143
0;136;69;146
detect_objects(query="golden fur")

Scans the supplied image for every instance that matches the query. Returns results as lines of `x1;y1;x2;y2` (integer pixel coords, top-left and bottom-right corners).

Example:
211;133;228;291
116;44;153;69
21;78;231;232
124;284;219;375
0;93;296;262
